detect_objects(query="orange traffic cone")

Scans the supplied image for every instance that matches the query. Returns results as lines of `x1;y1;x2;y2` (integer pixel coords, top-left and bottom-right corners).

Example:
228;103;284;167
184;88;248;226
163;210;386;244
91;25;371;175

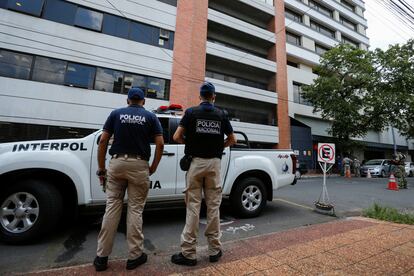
367;170;372;178
387;173;398;191
345;168;351;178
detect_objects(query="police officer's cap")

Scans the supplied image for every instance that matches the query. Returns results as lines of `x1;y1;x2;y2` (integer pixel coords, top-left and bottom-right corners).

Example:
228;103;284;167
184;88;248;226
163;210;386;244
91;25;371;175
128;87;145;100
200;82;215;97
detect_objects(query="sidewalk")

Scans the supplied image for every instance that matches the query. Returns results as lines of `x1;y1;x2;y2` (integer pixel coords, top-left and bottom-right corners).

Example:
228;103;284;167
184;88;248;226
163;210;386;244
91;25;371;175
26;218;414;276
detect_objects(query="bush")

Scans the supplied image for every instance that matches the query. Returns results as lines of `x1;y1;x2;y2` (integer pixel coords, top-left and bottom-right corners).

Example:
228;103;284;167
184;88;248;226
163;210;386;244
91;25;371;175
363;203;414;225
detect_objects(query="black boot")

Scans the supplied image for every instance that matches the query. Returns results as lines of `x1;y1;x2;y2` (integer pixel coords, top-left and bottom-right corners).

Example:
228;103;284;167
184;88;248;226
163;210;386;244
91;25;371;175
126;253;148;270
93;256;108;272
209;250;222;262
171;252;197;266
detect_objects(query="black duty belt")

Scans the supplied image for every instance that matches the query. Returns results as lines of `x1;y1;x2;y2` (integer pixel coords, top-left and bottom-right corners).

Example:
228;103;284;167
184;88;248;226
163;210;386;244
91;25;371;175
111;154;146;160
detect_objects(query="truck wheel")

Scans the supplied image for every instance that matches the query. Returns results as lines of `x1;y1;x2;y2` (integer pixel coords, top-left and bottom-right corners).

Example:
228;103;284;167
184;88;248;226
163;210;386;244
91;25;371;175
0;180;63;244
230;177;267;218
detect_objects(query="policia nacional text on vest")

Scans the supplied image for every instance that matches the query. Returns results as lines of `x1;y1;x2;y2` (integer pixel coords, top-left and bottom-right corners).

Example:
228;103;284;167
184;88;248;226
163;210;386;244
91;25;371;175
185;105;227;159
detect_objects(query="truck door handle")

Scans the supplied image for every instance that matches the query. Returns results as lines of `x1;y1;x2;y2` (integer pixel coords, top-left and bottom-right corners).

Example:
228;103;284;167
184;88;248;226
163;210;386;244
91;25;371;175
163;151;175;156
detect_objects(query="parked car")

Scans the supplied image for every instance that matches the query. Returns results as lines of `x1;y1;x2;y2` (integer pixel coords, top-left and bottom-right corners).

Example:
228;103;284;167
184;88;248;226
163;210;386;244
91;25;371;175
360;159;391;177
405;162;414;177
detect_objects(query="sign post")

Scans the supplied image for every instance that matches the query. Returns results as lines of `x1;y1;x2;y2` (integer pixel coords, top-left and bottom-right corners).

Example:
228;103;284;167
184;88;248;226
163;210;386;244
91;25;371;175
316;143;336;214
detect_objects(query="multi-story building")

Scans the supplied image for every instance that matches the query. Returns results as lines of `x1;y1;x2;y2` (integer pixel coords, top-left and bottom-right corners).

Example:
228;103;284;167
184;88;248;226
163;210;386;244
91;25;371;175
0;0;412;167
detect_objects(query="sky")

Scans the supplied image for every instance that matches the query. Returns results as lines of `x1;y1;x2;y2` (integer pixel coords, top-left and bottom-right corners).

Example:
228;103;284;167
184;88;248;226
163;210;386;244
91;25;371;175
364;0;414;50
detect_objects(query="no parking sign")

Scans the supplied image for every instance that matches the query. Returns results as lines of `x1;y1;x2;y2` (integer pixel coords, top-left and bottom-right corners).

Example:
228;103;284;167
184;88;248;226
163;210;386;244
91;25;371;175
318;143;335;164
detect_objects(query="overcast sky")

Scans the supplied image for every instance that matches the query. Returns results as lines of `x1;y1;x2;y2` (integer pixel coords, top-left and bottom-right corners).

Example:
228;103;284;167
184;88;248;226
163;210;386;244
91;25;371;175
365;0;414;50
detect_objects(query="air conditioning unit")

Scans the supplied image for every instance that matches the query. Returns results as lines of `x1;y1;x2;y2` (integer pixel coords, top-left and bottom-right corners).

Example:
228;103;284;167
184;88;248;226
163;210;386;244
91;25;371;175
160;29;170;40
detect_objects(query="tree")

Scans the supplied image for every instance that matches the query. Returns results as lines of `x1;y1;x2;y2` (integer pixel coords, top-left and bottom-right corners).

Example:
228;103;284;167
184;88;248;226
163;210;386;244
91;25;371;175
302;40;414;154
302;44;382;152
373;39;414;138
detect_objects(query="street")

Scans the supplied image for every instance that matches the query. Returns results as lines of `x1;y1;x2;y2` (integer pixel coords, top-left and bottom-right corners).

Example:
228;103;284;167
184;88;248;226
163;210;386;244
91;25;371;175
0;176;413;275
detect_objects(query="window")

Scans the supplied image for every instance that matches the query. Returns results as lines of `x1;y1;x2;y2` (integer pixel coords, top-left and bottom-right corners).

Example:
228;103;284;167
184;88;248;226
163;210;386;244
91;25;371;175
341;36;359;47
102;13;130;39
286;32;301;46
7;0;44;16
310;20;335;38
158;29;172;48
315;44;329;55
293;82;311;106
309;0;333;18
340;16;356;30
206;71;268;91
74;7;103;31
64;63;96;89
287;60;298;68
215;94;277;126
42;0;77;25
341;0;355;11
94;68;123;93
285;8;302;23
147;77;168;99
123;73;147;94
0;49;33;79
129;22;157;45
32;57;67;85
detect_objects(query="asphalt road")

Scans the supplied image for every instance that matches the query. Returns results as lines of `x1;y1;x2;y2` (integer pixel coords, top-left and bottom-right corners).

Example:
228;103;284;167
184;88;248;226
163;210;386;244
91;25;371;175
0;176;413;274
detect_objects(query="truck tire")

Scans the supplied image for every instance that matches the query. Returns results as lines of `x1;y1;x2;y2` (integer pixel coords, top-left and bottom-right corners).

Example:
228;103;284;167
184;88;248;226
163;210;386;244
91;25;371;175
0;180;63;244
230;177;267;218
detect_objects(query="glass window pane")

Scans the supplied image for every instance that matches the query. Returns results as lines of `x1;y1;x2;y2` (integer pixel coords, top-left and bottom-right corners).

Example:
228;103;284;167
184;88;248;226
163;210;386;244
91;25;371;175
64;63;96;89
7;0;44;16
123;73;146;94
32;56;67;84
147;77;167;99
74;7;103;31
42;0;77;25
0;50;33;79
129;22;157;45
94;68;123;93
102;13;130;39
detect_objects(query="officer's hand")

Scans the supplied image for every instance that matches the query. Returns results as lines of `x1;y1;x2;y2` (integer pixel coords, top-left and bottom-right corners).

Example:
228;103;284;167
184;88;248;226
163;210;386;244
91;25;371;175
149;165;156;176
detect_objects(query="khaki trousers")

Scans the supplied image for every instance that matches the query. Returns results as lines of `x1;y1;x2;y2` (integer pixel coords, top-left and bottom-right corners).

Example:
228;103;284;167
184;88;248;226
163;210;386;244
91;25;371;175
181;157;222;260
97;158;149;259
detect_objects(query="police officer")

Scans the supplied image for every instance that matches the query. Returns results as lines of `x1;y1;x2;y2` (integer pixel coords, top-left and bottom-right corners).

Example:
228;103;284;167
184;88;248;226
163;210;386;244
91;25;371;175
393;152;407;189
171;82;236;266
93;87;164;271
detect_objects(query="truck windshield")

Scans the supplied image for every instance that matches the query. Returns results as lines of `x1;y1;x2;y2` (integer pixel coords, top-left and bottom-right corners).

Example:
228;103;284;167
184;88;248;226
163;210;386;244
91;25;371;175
365;160;382;165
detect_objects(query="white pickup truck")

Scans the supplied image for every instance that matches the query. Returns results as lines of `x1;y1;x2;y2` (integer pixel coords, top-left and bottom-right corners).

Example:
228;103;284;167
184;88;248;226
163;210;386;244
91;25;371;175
0;114;296;244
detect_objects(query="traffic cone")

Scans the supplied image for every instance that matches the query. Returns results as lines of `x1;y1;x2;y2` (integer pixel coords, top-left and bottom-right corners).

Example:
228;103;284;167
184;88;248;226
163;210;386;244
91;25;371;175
367;170;372;178
387;173;398;191
345;168;351;178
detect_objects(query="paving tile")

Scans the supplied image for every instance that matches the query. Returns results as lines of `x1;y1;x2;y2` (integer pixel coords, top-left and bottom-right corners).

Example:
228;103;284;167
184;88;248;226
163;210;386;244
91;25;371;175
402;268;414;276
266;248;307;264
359;250;414;274
347;240;388;256
363;236;403;250
262;264;301;276
321;270;348;276
309;252;353;270
391;244;414;257
339;263;384;276
213;259;258;276
288;257;327;275
287;242;324;258
328;245;372;263
243;254;282;271
181;266;224;276
306;236;347;252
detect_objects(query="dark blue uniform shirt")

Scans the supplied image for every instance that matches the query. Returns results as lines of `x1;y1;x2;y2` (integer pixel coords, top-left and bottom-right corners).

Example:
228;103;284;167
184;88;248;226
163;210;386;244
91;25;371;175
180;102;233;135
103;105;163;160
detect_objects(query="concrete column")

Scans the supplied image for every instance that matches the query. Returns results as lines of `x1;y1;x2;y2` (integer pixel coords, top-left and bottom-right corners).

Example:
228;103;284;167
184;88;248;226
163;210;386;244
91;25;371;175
302;36;315;51
335;30;342;41
302;0;309;5
169;0;209;108
333;10;340;21
355;6;364;17
357;24;366;35
303;14;310;26
274;0;291;148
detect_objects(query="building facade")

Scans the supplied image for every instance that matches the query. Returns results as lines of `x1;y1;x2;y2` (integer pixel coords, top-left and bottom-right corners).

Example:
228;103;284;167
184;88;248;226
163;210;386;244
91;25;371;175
0;0;412;165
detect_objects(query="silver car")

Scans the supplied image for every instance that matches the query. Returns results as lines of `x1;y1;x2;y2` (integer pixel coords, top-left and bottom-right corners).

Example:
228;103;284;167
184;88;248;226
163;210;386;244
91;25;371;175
405;162;414;177
360;159;391;177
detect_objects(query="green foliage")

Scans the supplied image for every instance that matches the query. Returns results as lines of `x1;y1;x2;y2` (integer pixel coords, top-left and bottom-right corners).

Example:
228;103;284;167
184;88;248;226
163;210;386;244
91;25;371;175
302;39;414;148
363;203;414;225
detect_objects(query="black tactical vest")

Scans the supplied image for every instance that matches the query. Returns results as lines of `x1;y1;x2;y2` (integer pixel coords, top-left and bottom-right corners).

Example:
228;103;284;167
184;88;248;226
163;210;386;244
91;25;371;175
185;105;226;159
